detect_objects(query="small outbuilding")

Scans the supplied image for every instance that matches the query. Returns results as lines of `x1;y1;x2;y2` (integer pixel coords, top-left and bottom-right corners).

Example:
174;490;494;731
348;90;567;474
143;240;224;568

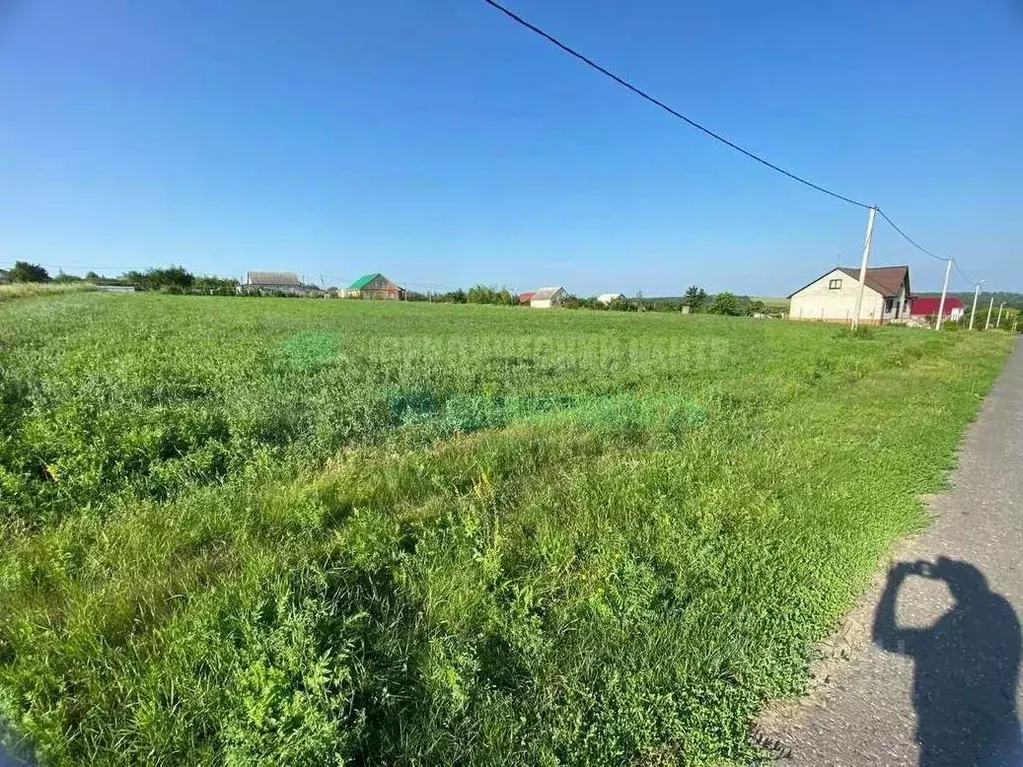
345;273;404;300
597;293;625;305
518;291;535;305
243;271;304;294
530;286;568;309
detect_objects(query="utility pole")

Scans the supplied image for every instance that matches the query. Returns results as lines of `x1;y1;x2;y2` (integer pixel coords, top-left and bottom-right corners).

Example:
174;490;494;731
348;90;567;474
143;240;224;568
968;281;983;330
996;302;1006;329
934;258;952;330
851;205;877;331
985;297;995;330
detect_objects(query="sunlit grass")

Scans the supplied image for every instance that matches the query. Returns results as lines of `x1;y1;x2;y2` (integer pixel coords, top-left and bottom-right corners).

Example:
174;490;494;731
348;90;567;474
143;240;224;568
0;282;95;301
0;294;1013;764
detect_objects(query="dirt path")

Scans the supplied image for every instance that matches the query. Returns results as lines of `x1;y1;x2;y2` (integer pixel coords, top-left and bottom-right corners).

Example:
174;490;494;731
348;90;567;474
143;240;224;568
759;337;1023;765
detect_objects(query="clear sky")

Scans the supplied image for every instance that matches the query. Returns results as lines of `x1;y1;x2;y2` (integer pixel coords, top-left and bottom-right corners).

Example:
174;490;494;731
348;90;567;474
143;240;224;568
2;1;1020;295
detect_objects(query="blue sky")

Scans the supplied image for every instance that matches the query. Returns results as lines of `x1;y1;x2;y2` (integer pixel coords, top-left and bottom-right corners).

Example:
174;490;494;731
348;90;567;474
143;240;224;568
1;1;1020;295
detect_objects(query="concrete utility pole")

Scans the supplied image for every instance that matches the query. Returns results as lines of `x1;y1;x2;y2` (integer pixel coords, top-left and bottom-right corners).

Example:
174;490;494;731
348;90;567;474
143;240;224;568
851;206;877;331
969;281;983;330
986;297;995;330
935;258;953;330
996;302;1006;328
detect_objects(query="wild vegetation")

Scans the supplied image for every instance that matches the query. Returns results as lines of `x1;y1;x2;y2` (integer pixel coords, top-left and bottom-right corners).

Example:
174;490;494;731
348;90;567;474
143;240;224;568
0;292;1013;765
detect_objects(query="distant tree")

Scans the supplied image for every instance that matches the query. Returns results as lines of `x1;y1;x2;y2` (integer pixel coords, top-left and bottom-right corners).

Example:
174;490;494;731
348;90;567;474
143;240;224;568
607;297;636;312
748;299;767;315
709;291;742;316
118;265;196;291
8;261;51;283
436;289;467;304
52;271;83;283
193;275;239;294
683;285;708;311
467;285;497;304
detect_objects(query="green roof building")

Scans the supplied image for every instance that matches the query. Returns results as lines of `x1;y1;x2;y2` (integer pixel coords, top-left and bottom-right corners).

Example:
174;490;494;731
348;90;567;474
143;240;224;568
345;273;404;300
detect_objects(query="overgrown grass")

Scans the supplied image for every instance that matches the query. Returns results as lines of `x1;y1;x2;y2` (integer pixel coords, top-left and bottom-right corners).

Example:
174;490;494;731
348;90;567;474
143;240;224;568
0;282;95;302
0;294;1013;765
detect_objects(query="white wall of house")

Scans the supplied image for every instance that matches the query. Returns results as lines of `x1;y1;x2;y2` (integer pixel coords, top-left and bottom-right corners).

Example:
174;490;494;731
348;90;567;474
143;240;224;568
530;288;567;308
789;268;884;323
878;282;910;322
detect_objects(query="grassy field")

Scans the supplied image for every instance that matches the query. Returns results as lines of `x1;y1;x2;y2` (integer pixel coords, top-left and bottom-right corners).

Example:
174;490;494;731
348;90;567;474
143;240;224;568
0;293;1013;765
0;283;95;302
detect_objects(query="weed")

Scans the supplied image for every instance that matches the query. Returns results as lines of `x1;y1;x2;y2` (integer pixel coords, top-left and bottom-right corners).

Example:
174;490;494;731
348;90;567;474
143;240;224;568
0;294;1012;764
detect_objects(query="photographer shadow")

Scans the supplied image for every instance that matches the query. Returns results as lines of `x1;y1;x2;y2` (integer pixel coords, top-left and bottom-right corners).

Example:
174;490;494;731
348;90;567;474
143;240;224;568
874;557;1023;766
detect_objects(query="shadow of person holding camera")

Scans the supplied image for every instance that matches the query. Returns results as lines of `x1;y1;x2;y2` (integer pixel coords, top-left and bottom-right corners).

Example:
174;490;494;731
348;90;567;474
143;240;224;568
874;557;1023;766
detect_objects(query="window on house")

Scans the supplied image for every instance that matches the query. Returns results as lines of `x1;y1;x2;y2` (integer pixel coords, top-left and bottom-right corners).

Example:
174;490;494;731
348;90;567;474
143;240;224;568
884;299;893;313
828;278;842;290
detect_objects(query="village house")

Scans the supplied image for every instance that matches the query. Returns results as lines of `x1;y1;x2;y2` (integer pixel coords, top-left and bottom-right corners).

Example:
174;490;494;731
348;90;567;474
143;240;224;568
910;296;965;322
518;291;535;305
242;271;305;295
597;293;625;305
529;286;568;309
788;265;911;325
343;273;404;300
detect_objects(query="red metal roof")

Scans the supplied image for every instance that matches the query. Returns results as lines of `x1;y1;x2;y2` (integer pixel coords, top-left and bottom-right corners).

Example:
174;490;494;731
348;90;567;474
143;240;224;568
910;296;964;316
518;292;535;303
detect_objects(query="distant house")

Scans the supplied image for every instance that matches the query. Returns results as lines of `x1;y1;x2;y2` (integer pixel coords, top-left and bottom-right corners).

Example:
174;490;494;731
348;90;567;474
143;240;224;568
530;286;568;309
344;273;404;300
788;265;911;325
243;271;304;294
911;296;965;322
597;293;625;305
518;291;535;305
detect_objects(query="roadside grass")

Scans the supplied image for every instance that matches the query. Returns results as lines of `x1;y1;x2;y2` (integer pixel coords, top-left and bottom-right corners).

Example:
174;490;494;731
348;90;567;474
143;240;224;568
0;294;1013;765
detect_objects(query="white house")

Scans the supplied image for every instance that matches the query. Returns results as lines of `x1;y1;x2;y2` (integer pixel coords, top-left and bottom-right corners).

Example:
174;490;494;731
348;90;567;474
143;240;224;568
597;293;625;305
788;265;911;325
530;286;568;309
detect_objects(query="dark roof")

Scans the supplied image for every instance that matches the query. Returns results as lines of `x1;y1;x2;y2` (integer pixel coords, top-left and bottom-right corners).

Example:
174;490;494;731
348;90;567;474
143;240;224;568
836;265;910;298
247;271;301;286
911;296;965;316
788;265;910;299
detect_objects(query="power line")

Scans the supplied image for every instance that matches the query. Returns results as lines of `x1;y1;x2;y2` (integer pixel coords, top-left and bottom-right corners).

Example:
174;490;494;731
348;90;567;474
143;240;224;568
482;1;985;288
952;259;977;288
875;209;945;262
481;0;871;209
875;210;978;286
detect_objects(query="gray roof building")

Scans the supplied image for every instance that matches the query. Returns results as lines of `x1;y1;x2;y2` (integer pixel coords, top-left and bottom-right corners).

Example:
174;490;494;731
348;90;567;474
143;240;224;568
246;271;302;287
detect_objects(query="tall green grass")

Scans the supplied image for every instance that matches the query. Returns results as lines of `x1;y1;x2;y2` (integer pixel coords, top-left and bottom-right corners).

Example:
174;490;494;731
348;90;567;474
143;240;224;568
0;282;96;302
0;294;1013;764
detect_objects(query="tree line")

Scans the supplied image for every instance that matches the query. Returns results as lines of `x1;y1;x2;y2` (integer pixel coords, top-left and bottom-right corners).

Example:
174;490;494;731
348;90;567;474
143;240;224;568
2;262;780;315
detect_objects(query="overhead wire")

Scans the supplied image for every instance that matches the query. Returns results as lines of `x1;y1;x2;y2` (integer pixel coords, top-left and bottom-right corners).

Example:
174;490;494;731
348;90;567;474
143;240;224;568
480;0;871;209
481;0;982;286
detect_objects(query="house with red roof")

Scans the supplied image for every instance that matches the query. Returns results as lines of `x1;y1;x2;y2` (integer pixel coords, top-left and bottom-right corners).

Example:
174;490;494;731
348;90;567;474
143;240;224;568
910;296;965;321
